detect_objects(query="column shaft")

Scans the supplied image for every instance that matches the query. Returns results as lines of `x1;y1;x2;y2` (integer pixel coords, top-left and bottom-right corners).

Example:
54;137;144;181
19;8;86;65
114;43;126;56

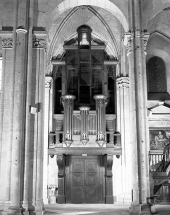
0;47;14;209
32;47;46;214
127;0;151;212
22;0;34;213
43;77;52;204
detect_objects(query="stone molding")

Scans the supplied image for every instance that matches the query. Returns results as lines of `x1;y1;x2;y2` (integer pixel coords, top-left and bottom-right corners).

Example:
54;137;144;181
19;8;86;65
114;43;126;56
116;76;129;88
16;28;27;34
1;37;13;48
148;117;170;127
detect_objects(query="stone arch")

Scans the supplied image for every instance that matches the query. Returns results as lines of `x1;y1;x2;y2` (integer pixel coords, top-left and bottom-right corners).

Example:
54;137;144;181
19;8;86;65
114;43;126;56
49;0;128;32
48;6;120;62
150;1;170;20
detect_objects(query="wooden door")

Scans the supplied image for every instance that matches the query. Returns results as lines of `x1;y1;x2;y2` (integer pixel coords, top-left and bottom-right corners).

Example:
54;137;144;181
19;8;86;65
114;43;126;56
67;156;104;203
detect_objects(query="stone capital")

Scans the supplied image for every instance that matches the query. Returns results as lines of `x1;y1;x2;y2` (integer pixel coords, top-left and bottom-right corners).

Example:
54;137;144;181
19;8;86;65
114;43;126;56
134;30;141;38
1;37;13;48
124;33;133;56
45;76;52;89
33;37;46;49
141;32;150;55
117;76;129;88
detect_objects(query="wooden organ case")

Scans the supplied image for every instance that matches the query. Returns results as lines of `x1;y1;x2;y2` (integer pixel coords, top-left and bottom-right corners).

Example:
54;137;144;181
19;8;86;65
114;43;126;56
49;25;121;204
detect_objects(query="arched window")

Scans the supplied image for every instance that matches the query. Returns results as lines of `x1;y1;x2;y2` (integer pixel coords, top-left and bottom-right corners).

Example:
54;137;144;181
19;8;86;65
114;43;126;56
147;56;167;93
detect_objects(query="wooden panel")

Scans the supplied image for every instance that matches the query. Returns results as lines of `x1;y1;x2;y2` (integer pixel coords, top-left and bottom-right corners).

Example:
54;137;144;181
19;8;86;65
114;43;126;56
85;159;98;203
68;156;104;204
85;173;97;185
71;158;84;203
85;185;97;203
71;186;84;204
72;159;84;172
49;147;122;156
72;173;84;186
85;160;98;172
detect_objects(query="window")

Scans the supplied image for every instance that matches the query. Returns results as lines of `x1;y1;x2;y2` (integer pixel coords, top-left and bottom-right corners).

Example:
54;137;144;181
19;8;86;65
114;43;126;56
147;56;167;93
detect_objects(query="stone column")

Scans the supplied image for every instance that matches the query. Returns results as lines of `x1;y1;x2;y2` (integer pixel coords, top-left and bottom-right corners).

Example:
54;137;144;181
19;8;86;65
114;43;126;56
125;32;139;205
94;95;107;147
43;77;52;204
32;32;47;215
79;106;90;145
8;0;29;214
22;1;35;214
0;33;14;212
62;95;75;147
116;76;131;204
126;0;151;213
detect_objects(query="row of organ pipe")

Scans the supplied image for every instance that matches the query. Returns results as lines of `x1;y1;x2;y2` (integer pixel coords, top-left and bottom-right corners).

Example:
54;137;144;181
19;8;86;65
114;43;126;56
62;94;107;147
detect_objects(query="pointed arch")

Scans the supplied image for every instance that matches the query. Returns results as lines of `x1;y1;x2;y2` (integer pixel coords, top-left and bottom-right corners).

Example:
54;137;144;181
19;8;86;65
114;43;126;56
49;0;128;32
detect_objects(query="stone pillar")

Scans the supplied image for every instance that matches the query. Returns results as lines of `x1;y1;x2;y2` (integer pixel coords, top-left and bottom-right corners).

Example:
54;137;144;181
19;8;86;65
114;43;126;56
125;32;138;204
43;77;52;204
117;76;131;204
62;95;75;147
105;155;113;204
94;95;107;147
57;155;65;203
31;32;46;215
6;0;29;214
126;0;151;213
22;1;35;214
79;106;90;145
0;33;14;212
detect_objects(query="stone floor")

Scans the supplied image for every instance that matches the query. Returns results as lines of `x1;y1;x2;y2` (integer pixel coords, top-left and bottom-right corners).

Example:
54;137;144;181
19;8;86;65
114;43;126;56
44;204;170;215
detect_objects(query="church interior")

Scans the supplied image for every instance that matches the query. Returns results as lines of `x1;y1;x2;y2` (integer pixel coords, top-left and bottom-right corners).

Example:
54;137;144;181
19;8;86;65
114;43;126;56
0;0;170;215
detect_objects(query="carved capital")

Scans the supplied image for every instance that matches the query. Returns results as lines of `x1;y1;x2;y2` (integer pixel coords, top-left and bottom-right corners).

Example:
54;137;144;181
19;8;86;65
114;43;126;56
124;33;133;56
33;38;46;49
117;76;129;88
45;76;52;89
141;32;150;55
1;38;13;48
134;30;141;38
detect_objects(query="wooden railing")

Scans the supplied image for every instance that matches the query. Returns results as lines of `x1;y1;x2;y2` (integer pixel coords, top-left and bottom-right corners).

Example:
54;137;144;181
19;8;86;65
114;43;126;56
149;148;170;201
149;151;164;172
